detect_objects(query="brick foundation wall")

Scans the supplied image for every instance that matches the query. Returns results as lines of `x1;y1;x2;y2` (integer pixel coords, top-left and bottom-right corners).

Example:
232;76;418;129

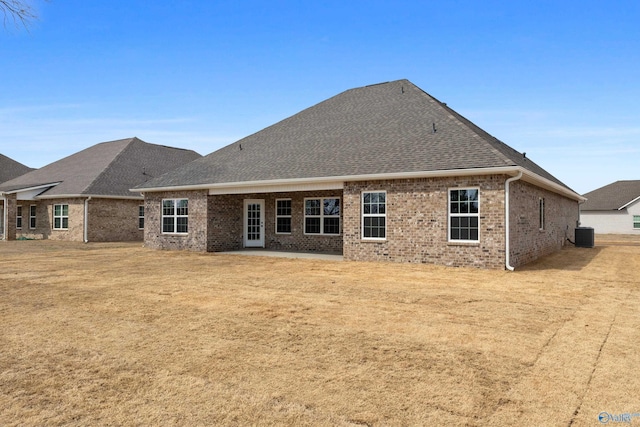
343;175;507;269
207;191;343;253
144;190;208;251
508;180;579;267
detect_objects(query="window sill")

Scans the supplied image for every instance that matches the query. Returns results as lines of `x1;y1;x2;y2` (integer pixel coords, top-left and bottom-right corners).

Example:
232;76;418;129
447;240;480;246
361;238;387;243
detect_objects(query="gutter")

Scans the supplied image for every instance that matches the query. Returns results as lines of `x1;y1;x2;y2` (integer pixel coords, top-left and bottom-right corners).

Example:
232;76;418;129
131;166;584;202
84;196;92;243
505;171;523;271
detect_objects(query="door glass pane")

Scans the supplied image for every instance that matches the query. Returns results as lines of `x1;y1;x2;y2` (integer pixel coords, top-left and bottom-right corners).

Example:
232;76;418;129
247;203;261;241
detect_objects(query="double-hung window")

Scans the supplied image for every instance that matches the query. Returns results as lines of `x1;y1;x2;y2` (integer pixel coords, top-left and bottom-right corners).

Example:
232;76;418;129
53;204;69;230
138;205;145;230
162;199;188;234
449;188;479;242
362;191;386;239
634;215;640;230
16;206;23;229
29;205;37;229
276;199;292;234
304;198;340;235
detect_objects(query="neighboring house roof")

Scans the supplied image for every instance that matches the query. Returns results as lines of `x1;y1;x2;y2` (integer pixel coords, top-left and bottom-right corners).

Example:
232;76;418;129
0;154;34;184
135;79;580;200
581;180;640;211
0;137;201;199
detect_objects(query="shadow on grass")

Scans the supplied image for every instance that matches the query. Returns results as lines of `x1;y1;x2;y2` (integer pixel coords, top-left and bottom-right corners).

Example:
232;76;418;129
518;245;604;272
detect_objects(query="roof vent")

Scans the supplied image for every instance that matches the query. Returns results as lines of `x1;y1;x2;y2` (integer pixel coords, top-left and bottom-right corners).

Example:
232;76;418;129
432;122;437;133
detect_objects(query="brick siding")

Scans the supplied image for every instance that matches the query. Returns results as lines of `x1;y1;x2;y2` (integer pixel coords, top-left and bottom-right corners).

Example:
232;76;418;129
142;175;579;269
144;190;209;251
9;198;145;242
508;180;578;267
86;198;144;242
207;191;343;253
343;175;507;269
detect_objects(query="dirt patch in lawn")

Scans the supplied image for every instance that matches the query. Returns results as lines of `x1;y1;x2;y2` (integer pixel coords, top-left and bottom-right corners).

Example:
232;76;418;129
596;233;640;246
1;241;639;426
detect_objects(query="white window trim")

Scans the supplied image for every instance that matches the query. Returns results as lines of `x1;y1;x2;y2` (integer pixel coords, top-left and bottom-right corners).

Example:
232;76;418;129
633;215;640;230
138;205;145;230
16;205;22;229
539;197;545;231
53;204;69;230
303;197;341;236
162;199;188;235
448;187;480;243
361;190;387;241
275;198;292;234
29;204;37;229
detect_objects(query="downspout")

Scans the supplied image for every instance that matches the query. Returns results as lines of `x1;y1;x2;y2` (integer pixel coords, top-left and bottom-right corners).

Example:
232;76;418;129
84;196;92;243
505;171;523;271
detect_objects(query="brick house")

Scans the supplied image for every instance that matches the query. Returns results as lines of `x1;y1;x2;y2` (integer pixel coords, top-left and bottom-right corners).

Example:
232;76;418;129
135;80;584;269
580;180;640;234
0;154;34;238
0;137;201;242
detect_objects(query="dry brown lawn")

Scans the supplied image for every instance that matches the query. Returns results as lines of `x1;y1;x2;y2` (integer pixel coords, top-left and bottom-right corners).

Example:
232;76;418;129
1;237;639;426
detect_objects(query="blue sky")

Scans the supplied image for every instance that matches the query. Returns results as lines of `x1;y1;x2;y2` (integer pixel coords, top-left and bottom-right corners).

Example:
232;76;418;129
1;0;639;194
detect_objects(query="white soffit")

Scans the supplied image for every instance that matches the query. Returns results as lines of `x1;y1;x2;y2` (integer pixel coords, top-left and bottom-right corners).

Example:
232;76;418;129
208;181;344;195
17;187;55;201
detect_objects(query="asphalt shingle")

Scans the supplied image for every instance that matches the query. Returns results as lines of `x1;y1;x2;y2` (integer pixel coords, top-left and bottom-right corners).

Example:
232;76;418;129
0;154;34;184
0;138;201;197
136;79;572;192
581;180;640;211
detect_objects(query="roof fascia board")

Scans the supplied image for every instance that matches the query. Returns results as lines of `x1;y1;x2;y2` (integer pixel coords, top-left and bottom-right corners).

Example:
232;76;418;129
208;180;344;195
133;166;584;201
0;182;61;196
519;169;585;202
37;194;144;200
133;166;522;194
618;195;640;210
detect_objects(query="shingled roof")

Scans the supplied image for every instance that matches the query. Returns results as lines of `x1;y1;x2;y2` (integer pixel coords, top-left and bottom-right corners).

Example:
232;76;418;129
135;79;577;198
0;154;34;184
0;137;201;198
581;180;640;211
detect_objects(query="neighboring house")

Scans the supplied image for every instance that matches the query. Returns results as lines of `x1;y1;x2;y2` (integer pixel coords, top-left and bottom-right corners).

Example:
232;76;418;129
0;137;201;242
580;180;640;234
134;80;584;269
0;154;34;238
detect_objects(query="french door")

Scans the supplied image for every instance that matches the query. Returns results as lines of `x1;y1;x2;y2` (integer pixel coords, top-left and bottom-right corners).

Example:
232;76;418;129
243;199;265;248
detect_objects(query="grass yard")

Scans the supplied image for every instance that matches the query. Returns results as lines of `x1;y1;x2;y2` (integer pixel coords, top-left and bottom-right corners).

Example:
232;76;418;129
1;237;639;426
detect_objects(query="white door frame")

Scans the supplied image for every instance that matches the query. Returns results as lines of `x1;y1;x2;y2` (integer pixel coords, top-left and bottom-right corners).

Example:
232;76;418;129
243;199;265;248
